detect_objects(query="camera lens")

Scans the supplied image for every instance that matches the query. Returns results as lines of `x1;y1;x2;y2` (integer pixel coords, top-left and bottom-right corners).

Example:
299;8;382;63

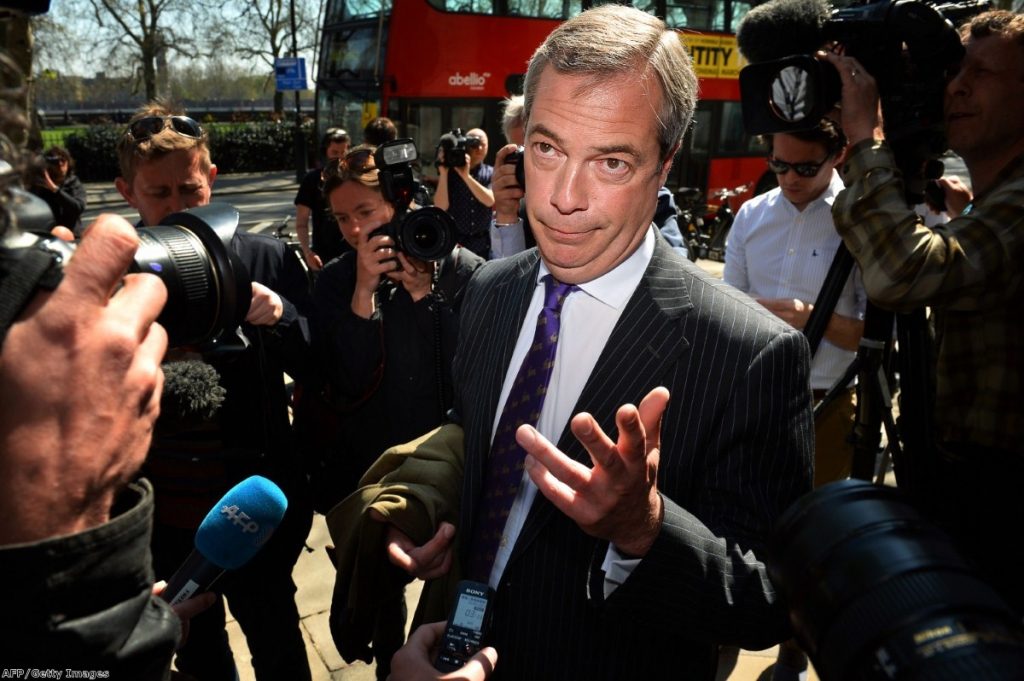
398;207;456;262
132;204;251;347
769;479;1024;681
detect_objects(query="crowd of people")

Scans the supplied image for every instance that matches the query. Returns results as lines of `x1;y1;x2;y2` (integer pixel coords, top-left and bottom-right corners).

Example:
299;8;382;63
2;4;1023;681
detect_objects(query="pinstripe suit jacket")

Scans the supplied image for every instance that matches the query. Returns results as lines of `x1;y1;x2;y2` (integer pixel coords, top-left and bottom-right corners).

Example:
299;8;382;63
450;236;814;680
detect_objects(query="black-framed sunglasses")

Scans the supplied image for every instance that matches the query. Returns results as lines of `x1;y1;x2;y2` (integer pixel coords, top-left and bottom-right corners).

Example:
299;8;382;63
766;154;831;178
125;115;205;143
324;148;375;178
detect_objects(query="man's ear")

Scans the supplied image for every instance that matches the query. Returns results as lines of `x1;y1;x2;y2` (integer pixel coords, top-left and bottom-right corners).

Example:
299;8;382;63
114;176;137;208
208;164;218;187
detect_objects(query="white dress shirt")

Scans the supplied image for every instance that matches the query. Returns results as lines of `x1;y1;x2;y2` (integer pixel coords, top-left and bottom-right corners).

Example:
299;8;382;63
484;226;656;591
724;171;866;390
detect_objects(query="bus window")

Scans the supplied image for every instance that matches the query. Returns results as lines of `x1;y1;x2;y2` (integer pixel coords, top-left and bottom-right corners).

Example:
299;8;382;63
506;0;582;19
451;106;485;136
327;0;391;24
426;0;495;13
718;101;763;155
406;104;444;176
690;105;712;156
321;25;384;80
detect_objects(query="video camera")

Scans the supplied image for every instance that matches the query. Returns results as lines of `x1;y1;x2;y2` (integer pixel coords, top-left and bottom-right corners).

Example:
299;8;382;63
738;0;989;202
374;138;457;262
0;194;252;348
436;128;483;169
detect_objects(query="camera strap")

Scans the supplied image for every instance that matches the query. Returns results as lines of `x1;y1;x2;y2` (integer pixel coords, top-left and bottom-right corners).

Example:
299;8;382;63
0;245;63;349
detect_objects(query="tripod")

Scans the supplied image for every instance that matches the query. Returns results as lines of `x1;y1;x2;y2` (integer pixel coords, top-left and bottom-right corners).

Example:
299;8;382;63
804;244;934;487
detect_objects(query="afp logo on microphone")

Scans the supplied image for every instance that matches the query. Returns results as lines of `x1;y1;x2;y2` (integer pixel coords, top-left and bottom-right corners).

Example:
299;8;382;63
221;504;261;534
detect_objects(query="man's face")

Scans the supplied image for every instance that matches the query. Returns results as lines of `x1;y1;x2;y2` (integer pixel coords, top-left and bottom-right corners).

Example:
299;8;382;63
326;141;349;161
945;34;1024;167
524;66;672;284
115;148;216;226
769;134;838;211
467;128;489;167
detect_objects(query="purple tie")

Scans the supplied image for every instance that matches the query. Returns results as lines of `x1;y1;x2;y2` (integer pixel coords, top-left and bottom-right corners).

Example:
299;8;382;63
468;275;577;582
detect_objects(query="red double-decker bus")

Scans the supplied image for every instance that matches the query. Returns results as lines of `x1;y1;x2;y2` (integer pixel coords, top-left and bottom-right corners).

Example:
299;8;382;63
315;0;771;202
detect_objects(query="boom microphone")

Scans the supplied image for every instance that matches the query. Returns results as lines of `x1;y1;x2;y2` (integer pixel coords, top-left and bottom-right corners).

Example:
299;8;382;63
736;0;831;63
160;475;288;606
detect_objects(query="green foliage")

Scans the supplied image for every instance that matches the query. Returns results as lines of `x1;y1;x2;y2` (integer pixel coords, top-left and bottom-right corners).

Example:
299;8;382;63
64;125;122;182
63;121;314;181
209;121;311;174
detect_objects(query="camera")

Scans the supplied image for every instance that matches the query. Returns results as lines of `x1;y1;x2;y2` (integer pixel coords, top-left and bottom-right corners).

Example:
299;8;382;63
1;196;252;348
505;146;526;190
436;128;483;169
373;138;457;262
739;0;989;201
768;479;1024;680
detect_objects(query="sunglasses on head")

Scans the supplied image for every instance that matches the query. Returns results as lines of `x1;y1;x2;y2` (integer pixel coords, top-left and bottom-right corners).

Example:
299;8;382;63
125;115;205;143
324;148;375;178
767;154;832;178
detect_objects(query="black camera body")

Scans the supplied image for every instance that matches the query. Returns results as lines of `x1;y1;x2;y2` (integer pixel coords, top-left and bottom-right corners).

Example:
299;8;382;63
504;146;526;191
0;196;251;348
374;139;457;262
739;0;989;202
436;128;482;170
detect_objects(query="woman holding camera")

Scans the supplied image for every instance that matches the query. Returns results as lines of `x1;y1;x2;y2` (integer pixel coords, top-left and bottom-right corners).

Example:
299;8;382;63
29;145;86;235
306;144;483;680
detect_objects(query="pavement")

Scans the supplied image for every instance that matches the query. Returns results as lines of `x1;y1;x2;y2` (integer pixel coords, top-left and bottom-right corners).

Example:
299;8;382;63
95;171;821;680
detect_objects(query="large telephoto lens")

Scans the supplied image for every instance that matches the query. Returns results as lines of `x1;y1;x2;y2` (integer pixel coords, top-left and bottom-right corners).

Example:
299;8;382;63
132;203;251;347
768;479;1024;681
398;207;456;262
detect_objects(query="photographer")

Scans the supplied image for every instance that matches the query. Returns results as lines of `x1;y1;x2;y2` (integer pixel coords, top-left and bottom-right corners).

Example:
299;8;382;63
312;145;484;679
114;102;315;680
295;127;352;271
823;10;1024;613
434;128;495;259
28;145;86;235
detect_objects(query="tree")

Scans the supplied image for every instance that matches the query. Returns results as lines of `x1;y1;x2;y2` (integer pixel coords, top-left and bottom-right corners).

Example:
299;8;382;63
204;0;319;114
63;0;197;102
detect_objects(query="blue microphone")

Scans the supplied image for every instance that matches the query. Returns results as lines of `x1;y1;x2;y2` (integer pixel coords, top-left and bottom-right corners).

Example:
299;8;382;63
161;475;288;606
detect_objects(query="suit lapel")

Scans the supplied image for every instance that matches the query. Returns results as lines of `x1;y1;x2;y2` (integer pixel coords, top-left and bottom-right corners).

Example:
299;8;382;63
509;239;694;565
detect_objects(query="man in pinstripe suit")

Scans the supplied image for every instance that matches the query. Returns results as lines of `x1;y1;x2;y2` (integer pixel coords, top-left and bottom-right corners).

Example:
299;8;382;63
383;6;815;679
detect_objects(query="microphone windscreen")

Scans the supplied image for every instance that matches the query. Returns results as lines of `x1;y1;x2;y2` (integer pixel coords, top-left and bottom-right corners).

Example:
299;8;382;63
161;359;227;424
195;475;288;570
737;0;831;63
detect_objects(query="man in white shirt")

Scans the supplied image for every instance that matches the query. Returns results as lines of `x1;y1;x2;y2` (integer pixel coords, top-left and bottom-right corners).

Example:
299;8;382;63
725;118;866;488
724;117;866;681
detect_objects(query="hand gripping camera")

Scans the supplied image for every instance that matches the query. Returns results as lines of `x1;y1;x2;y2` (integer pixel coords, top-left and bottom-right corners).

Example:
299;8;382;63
0;193;251;348
373;139;457;262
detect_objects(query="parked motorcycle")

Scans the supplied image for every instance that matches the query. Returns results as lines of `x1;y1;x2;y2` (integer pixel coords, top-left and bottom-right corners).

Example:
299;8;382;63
677;183;751;262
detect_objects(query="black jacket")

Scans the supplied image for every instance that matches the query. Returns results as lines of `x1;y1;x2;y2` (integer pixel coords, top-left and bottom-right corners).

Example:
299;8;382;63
0;479;180;677
30;172;87;234
310;246;483;499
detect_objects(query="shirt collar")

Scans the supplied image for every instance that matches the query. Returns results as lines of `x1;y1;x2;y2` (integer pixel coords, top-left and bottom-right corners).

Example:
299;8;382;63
537;225;655;310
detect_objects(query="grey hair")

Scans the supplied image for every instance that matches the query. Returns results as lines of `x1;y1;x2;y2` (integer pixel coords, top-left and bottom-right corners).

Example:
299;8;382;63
501;95;525;142
522;4;698;161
